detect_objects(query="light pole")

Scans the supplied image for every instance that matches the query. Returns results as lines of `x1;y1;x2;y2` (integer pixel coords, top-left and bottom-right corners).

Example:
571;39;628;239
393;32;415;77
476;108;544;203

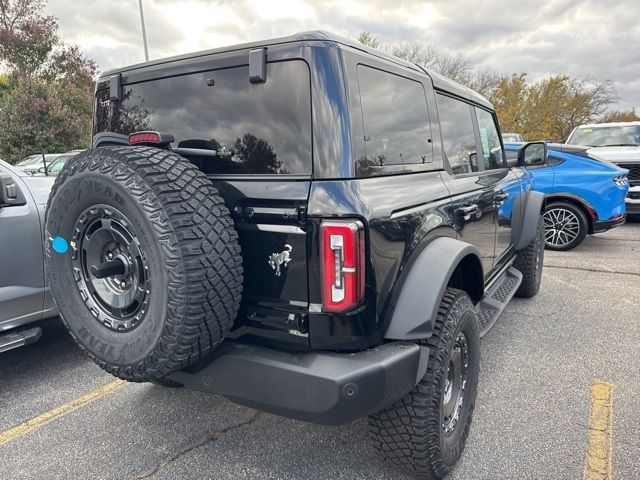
138;0;150;62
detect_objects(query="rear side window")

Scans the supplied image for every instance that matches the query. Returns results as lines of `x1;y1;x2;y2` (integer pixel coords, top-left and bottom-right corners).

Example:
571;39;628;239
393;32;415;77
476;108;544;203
474;107;505;170
436;94;478;174
357;65;432;168
94;60;312;175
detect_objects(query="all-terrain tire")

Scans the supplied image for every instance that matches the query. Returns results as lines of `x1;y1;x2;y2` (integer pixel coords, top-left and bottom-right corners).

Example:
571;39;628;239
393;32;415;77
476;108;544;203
368;288;480;479
513;215;544;298
45;146;243;382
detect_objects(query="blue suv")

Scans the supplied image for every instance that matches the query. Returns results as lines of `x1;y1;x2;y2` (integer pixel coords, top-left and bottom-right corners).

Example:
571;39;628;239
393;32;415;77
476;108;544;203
505;143;629;250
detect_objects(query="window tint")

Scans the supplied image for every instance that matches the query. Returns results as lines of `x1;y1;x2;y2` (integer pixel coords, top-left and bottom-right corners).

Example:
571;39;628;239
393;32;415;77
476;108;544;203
357;65;432;168
475;107;505;170
94;61;312;175
436;94;478;174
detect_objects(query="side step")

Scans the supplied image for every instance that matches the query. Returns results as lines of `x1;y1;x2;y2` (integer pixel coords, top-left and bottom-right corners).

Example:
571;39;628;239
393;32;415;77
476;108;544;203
476;266;522;337
0;327;42;354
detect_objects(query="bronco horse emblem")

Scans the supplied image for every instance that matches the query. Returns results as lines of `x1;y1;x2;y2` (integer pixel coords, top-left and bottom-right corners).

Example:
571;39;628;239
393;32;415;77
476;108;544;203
268;244;292;276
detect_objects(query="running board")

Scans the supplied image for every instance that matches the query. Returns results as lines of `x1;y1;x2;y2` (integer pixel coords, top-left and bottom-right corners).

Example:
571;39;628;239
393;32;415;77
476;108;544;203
476;267;522;337
0;327;42;353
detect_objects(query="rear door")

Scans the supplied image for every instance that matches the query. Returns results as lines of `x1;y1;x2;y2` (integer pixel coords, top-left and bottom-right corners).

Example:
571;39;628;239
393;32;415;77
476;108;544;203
435;93;498;277
94;59;313;348
0;164;45;330
473;106;523;269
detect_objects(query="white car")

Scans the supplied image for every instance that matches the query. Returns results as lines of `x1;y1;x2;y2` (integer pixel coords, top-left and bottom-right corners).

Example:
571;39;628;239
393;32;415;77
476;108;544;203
566;121;640;217
14;153;63;174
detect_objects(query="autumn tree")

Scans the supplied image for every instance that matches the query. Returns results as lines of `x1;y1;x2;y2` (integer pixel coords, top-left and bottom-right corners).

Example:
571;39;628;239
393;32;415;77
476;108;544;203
524;76;617;140
0;0;96;163
488;73;529;134
599;109;640;123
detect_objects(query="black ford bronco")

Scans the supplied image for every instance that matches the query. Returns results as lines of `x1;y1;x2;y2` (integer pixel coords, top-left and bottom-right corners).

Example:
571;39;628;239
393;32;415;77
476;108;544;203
45;32;547;478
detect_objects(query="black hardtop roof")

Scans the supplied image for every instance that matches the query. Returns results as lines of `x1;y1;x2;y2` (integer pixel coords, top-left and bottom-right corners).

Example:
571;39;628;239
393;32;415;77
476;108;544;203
99;30;491;109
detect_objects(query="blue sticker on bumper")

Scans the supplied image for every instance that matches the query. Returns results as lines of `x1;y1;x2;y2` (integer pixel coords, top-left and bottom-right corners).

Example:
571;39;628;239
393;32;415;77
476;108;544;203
51;236;69;254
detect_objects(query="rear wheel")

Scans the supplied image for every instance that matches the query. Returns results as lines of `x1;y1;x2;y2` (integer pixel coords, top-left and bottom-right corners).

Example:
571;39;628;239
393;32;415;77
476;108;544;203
368;288;480;479
543;202;588;251
45;146;243;382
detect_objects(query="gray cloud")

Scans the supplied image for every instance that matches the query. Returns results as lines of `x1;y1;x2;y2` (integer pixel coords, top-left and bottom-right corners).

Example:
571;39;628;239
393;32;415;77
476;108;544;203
46;0;640;110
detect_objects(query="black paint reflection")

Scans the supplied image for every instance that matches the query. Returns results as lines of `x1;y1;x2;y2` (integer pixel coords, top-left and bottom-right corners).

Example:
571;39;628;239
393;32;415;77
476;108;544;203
94;61;311;175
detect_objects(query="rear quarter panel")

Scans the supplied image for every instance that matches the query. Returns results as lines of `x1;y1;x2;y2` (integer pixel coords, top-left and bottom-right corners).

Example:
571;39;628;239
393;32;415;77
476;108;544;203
548;153;628;220
307;172;455;349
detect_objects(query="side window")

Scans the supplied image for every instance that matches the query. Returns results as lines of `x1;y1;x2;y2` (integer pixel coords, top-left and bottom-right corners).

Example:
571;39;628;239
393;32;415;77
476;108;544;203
474;107;506;170
357;65;432;168
436;94;478;174
548;155;564;166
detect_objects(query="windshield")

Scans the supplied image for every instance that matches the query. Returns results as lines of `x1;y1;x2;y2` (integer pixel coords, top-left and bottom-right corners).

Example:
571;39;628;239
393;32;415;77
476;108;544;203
567;125;640;146
502;134;523;143
47;154;73;173
17;155;41;166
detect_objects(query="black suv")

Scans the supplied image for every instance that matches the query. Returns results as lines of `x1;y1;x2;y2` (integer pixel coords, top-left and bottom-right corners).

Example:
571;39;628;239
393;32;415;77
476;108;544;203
46;32;547;478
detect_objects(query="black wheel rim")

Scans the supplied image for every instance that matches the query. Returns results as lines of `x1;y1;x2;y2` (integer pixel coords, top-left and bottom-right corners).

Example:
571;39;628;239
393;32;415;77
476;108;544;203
442;332;469;435
543;208;580;248
70;205;150;332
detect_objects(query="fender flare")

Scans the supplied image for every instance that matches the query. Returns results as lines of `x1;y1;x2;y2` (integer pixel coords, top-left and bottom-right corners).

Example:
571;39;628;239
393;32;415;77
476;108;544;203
383;237;483;341
512;190;545;250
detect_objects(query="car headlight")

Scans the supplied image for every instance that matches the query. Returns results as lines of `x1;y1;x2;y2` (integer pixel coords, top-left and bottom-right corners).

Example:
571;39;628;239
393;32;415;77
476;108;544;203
613;175;628;187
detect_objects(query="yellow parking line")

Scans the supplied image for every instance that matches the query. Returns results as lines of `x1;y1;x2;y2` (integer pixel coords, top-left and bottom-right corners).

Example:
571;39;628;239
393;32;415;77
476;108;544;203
0;379;125;445
584;381;614;480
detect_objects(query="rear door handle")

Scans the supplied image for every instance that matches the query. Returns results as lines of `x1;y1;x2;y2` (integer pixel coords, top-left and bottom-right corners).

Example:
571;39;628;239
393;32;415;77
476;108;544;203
455;204;480;220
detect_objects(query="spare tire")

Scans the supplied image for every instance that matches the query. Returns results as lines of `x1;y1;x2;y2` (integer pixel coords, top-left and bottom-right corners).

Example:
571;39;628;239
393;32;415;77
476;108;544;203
45;146;243;382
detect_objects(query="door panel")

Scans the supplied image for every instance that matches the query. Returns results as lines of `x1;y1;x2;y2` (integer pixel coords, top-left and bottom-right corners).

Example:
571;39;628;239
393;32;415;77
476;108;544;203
211;179;311;349
442;173;498;277
492;168;524;268
0;166;45;329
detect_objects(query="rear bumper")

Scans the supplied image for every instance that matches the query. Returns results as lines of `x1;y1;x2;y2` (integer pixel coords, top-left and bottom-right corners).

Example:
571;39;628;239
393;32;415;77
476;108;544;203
592;215;626;233
167;340;429;425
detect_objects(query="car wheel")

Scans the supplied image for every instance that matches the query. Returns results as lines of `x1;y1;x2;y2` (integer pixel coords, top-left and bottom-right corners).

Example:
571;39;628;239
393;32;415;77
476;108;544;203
542;202;588;251
45;146;243;383
368;288;480;479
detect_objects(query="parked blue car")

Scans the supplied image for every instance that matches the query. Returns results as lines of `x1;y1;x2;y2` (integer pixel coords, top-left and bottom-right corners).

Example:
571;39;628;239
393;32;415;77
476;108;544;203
505;143;629;250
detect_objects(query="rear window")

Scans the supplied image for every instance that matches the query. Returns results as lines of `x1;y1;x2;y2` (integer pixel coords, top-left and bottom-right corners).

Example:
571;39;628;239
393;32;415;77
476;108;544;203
94;60;312;175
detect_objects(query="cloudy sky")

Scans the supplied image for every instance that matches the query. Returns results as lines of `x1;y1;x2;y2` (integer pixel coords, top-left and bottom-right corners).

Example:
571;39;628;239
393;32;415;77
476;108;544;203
46;0;640;110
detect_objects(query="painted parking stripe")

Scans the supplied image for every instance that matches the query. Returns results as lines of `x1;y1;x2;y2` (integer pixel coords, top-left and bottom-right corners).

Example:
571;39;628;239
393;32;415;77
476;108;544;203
0;379;125;445
584;381;614;480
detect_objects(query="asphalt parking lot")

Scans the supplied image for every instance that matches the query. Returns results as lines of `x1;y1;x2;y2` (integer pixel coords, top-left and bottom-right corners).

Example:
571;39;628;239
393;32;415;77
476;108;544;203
1;222;638;480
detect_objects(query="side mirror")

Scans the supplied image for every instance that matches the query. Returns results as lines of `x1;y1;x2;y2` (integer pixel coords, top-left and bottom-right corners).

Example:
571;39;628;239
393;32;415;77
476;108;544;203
38;166;46;173
0;173;26;207
517;142;548;167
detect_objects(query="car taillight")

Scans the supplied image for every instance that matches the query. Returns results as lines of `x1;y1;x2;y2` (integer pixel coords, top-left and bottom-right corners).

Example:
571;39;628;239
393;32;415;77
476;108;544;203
129;132;161;144
613;175;628;187
320;220;365;312
128;131;174;146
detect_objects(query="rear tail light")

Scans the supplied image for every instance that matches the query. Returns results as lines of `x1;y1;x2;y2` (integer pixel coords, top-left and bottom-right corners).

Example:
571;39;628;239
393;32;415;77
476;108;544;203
128;131;174;146
320;220;365;312
613;175;628;187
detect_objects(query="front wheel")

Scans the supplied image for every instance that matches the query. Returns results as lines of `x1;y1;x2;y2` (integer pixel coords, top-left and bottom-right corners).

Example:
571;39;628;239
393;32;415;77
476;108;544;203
513;215;545;298
543;202;588;251
368;288;480;479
